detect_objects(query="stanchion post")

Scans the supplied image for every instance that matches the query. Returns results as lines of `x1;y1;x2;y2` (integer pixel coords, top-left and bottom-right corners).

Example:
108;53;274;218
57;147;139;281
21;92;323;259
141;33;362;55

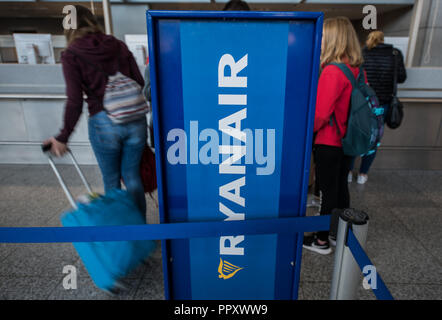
330;208;369;300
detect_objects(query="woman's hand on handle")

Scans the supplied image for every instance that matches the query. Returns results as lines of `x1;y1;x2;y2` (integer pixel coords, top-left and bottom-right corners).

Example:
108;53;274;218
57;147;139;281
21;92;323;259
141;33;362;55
43;137;68;157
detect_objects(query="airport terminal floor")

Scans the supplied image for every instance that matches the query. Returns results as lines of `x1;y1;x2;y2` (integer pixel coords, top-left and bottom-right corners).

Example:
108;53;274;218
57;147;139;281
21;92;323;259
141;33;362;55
0;164;440;300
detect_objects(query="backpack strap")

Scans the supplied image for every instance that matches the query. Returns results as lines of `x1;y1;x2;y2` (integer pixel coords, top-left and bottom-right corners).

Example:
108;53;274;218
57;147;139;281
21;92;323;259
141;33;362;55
330;113;342;137
327;63;360;137
329;62;358;88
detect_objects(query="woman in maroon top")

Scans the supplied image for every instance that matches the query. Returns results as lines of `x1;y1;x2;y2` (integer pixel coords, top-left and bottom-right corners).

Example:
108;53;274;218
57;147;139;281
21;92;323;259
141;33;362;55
303;17;365;255
44;5;148;217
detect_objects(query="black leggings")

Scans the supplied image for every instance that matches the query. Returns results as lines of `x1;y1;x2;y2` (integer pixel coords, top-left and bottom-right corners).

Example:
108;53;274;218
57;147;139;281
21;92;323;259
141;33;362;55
314;144;352;241
312;146;320;197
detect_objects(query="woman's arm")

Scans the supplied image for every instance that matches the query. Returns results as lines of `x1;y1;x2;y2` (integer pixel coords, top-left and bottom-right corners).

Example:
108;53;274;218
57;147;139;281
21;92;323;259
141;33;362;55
55;53;84;144
396;50;407;84
314;67;346;133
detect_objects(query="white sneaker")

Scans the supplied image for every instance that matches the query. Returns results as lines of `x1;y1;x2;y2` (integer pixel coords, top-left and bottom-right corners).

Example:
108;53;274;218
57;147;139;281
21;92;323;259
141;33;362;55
357;174;368;184
306;194;321;208
348;172;353;183
303;235;332;255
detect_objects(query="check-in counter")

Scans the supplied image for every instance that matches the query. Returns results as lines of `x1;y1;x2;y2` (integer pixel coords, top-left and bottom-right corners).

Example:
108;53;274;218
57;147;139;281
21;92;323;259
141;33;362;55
0;64;96;164
0;64;441;169
0;35;66;64
377;68;442;170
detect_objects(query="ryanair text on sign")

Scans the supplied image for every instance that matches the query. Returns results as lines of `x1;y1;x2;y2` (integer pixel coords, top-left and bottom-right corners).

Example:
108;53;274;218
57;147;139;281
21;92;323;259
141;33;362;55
167;53;276;279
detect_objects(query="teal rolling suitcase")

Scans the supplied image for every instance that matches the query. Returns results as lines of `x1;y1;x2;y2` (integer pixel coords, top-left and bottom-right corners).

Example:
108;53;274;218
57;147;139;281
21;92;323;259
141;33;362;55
43;148;156;293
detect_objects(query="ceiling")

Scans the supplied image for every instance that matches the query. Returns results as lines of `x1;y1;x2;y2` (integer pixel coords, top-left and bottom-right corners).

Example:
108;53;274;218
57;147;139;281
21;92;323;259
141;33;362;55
0;1;413;20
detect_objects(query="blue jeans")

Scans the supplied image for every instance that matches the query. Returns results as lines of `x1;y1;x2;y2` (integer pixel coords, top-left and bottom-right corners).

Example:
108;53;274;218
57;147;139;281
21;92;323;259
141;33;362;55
349;150;377;175
88;111;147;218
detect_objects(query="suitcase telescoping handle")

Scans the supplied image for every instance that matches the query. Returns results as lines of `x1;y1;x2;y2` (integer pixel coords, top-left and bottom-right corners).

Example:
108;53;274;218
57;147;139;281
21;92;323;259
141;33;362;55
42;143;93;210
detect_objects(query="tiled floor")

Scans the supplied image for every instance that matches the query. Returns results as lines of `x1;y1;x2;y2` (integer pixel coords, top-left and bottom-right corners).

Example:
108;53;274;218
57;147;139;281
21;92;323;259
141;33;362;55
0;165;441;300
300;169;442;300
0;164;164;300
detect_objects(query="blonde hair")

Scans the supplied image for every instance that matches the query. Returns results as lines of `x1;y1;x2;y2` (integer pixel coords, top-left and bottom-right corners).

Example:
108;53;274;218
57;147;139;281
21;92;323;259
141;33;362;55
366;31;384;50
64;5;103;46
321;16;363;67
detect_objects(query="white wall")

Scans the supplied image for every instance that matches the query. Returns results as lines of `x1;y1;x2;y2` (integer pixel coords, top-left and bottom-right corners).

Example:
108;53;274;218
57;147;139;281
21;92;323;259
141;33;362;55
111;4;150;41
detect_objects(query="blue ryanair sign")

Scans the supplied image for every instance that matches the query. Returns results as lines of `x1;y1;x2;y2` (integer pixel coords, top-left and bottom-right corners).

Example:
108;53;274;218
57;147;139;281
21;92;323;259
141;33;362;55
147;11;323;299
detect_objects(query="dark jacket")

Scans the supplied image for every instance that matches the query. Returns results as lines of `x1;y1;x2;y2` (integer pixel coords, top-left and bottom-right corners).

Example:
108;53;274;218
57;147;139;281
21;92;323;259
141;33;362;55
56;32;144;143
362;43;407;105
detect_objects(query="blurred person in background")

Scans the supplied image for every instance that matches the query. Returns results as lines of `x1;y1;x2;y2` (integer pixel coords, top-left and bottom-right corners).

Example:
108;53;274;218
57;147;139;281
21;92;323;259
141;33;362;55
223;0;251;11
43;5;148;217
348;30;407;185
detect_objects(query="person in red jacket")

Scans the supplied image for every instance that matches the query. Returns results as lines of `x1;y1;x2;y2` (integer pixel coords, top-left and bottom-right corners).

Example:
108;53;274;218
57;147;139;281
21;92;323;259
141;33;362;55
43;5;148;217
303;16;364;255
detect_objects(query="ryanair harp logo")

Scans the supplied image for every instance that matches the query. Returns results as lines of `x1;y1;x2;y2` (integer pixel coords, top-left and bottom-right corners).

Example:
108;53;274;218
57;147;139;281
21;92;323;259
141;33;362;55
218;258;243;279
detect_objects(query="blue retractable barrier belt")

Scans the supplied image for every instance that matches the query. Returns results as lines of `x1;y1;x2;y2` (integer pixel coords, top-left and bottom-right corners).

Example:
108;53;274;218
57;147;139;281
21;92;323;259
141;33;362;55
0;215;330;244
347;229;394;300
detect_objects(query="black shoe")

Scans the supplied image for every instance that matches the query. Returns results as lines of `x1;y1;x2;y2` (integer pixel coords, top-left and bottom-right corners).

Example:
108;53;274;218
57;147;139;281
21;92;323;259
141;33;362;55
303;235;332;255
